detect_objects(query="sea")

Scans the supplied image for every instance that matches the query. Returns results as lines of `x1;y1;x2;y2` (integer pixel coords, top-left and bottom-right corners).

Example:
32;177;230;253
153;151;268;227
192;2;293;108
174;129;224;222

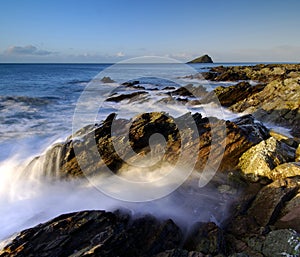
0;61;257;244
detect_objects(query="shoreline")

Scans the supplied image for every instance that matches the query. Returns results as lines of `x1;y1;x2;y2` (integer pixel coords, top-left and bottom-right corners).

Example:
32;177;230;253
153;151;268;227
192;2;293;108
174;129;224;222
1;63;300;256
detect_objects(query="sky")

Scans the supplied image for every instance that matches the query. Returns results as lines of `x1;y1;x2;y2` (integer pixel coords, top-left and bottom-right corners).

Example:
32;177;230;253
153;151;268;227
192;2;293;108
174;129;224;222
0;0;300;63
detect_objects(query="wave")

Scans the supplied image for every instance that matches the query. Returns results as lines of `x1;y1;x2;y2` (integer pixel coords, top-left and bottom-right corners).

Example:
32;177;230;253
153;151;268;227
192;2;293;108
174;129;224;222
0;95;60;106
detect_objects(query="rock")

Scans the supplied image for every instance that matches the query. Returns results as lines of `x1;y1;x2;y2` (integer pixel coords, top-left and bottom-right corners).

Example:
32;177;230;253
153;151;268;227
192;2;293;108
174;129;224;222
100;76;115;83
203;64;300;83
275;191;300;232
238;137;295;182
269;162;300;180
122;80;140;86
187;54;213;63
168;84;207;98
296;144;300;162
26;112;269;180
262;229;300;257
247;177;300;227
0;210;183;257
198;64;300;137
194;114;269;172
201;82;265;107
184;222;226;255
154;249;207;257
229;77;300;138
105;91;148;102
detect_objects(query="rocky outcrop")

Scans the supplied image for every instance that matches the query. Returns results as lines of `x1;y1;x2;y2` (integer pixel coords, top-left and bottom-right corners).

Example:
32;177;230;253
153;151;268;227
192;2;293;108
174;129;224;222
202;64;300;82
25;112;269;179
200;82;265;107
237;137;296;182
197;64;300;138
0;210;184;257
100;76;115;83
106;91;149;102
184;222;226;255
187;54;213;63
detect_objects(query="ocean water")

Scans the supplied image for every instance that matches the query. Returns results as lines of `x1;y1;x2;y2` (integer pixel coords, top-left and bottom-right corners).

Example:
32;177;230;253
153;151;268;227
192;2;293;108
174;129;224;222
0;61;255;242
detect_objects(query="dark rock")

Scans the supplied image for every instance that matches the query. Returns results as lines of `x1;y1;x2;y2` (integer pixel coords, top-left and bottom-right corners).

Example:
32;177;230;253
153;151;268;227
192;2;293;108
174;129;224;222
187;54;213;64
201;82;265;107
184;222;226;255
168;84;207;98
0;210;183;257
100;76;115;83
262;229;300;257
247;176;300;227
106;91;149;102
154;249;207;257
122;80;140;86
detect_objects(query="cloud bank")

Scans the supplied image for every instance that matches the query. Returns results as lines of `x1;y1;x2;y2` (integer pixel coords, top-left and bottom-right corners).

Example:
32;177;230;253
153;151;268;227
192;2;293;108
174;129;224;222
5;45;54;56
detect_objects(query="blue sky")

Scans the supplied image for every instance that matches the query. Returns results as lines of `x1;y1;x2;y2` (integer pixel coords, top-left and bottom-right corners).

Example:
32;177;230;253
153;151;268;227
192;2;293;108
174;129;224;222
0;0;300;62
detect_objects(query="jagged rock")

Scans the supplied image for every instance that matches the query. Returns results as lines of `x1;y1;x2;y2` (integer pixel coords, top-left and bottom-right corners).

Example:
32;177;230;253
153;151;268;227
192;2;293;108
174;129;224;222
201;82;265;107
26;112;269;179
238;137;295;182
275;190;300;232
198;64;300;137
262;229;300;257
269;162;300;180
184;222;226;255
187;54;213;63
168;84;207;98
203;64;300;83
0;210;183;257
231;77;300;137
100;76;115;83
105;91;148;102
247;177;300;227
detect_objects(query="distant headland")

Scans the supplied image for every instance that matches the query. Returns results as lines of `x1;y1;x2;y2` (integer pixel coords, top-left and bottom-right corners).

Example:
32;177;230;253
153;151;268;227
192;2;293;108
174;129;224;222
187;54;213;63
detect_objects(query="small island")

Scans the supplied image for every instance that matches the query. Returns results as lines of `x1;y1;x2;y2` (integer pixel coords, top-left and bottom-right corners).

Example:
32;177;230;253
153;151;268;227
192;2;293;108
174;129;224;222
187;54;213;63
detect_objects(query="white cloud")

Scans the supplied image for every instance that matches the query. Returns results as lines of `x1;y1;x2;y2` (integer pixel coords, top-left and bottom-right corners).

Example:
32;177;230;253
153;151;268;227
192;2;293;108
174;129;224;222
4;45;54;56
116;51;125;57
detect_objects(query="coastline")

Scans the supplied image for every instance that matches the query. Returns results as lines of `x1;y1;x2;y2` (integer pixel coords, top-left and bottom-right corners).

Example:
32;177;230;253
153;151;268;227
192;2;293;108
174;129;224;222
0;63;300;256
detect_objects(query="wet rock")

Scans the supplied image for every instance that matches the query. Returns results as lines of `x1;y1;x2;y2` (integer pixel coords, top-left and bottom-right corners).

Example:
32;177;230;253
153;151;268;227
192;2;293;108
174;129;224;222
0;210;183;257
275;191;300;232
184;222;226;255
231;77;300;137
201;82;265;107
27;112;269;181
168;84;207;98
262;229;300;257
247;176;300;227
198;64;300;137
122;80;140;87
106;91;148;102
238;137;295;182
